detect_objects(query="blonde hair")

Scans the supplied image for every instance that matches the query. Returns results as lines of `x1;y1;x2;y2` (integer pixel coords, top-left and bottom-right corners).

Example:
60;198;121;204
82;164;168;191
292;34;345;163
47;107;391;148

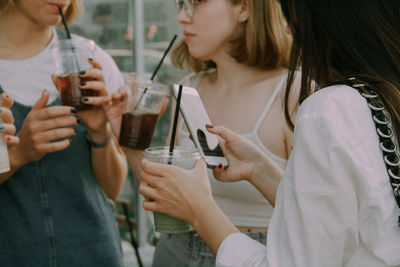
171;0;291;72
0;0;84;24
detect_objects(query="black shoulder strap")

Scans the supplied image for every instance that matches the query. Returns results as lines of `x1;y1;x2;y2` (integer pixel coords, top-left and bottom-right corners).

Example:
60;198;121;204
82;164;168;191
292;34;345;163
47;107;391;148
346;77;400;227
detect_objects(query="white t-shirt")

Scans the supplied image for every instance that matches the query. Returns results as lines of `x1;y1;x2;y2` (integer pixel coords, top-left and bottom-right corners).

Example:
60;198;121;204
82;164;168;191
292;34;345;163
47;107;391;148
216;85;400;267
0;30;123;106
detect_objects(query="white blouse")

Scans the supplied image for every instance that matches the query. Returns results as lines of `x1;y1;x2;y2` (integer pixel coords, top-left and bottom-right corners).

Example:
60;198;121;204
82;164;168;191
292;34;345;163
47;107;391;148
216;85;400;267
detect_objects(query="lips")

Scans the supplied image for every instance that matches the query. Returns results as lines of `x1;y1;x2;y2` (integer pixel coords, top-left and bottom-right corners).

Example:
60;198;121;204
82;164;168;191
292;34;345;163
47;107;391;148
184;31;196;41
49;2;68;13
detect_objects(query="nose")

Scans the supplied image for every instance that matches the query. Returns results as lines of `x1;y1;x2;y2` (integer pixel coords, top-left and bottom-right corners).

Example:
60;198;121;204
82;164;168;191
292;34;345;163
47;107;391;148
177;8;192;24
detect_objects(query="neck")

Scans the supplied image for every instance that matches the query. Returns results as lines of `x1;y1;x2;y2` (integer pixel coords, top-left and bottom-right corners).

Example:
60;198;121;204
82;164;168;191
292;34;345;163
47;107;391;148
0;7;53;60
210;52;284;92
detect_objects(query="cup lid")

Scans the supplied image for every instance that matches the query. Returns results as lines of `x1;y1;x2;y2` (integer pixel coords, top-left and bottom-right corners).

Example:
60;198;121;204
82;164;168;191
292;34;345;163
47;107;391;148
126;77;170;96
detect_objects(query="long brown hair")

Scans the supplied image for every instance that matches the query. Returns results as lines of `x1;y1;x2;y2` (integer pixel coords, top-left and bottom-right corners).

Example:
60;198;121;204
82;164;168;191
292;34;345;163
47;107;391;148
280;0;400;138
172;0;291;72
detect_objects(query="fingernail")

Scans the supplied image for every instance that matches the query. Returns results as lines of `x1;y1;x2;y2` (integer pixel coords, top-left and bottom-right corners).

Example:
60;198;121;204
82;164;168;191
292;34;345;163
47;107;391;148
71;108;77;113
80;80;86;86
0;124;4;130
79;70;86;75
6;136;11;141
42;89;48;95
218;163;223;169
205;124;214;129
4;94;9;99
88;57;93;62
82;97;88;102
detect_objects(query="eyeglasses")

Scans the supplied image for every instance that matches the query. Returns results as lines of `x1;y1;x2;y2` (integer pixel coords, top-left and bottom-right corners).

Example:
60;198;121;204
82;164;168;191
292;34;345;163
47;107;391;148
175;0;195;17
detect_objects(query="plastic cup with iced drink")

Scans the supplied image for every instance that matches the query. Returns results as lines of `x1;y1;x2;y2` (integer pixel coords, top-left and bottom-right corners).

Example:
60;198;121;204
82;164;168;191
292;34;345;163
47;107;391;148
118;77;169;150
0;116;10;174
143;146;201;233
51;39;98;110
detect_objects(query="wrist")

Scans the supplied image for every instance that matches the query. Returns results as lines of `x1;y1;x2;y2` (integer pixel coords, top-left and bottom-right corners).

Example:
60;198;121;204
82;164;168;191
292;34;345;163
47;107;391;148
8;145;28;170
248;152;270;185
86;124;113;149
190;197;218;229
87;124;111;144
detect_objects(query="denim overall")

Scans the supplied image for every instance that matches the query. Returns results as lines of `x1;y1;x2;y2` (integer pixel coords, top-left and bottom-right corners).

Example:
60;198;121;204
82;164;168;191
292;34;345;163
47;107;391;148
0;87;123;267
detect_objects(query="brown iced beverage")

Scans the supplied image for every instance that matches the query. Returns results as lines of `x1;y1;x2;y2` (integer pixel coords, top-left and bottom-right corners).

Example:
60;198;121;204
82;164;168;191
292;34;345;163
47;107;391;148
119;112;159;149
53;73;99;110
118;77;169;150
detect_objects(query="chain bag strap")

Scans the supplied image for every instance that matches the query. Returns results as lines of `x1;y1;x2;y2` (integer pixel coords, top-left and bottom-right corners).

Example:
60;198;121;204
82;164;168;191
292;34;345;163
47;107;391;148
345;77;400;227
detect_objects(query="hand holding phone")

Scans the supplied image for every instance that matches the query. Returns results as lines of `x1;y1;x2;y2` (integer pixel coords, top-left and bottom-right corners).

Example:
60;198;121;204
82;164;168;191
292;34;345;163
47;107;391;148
172;84;228;168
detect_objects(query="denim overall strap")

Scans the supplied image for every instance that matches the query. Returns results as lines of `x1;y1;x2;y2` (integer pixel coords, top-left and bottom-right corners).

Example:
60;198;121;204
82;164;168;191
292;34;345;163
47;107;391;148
0;85;122;267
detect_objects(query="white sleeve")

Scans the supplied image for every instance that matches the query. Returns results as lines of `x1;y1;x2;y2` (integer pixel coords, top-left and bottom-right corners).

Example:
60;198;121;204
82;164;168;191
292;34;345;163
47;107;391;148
266;92;365;267
93;45;124;94
216;233;268;267
217;87;374;267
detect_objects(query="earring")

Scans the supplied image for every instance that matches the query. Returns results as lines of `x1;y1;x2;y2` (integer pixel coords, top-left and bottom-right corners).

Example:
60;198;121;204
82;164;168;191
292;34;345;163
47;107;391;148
239;17;247;23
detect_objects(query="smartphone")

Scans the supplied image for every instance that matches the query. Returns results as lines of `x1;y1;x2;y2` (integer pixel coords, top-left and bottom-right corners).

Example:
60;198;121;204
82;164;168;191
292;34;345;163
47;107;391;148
172;84;228;168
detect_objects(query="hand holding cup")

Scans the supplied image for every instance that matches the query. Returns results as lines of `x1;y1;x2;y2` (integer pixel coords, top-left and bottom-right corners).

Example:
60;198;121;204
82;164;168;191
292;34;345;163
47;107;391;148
0;93;19;146
139;153;210;227
11;90;78;167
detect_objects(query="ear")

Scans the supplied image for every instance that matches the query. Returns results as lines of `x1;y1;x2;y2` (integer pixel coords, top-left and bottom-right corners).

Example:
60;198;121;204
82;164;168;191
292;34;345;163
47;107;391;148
235;0;249;23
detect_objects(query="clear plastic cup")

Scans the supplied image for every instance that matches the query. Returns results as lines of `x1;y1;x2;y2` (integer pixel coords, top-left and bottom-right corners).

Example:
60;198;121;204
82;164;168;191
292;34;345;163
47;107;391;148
51;39;98;110
118;77;169;150
0;117;10;174
143;146;201;233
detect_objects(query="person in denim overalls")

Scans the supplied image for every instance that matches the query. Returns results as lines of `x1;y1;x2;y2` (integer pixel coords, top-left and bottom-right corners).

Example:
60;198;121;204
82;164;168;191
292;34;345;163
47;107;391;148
0;0;128;266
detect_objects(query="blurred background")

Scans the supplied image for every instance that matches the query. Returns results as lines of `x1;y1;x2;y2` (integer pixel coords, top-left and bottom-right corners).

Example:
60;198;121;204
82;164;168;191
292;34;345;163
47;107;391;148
71;1;188;266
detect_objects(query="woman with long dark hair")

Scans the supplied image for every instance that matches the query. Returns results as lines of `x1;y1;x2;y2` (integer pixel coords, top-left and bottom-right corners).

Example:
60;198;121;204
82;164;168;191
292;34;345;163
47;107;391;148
139;0;400;266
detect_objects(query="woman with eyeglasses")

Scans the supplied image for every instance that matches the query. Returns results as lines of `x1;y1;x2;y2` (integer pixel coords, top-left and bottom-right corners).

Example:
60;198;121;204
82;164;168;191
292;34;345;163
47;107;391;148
149;0;294;266
139;0;400;266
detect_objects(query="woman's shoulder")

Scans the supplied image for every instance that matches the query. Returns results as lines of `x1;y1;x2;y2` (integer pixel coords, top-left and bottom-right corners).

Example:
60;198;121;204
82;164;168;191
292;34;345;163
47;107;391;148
298;84;367;120
295;84;373;141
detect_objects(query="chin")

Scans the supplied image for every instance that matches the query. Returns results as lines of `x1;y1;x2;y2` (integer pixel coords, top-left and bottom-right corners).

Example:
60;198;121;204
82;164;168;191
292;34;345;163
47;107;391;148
43;16;62;26
187;47;209;61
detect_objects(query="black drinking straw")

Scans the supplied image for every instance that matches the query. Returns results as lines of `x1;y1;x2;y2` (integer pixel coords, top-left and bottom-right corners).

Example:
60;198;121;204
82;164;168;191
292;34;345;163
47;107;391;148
133;34;178;112
58;7;71;39
169;85;183;158
58;7;81;71
150;34;178;81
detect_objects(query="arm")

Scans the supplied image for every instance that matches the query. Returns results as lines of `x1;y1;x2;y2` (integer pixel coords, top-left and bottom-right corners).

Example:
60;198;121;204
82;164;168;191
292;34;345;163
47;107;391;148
77;59;127;200
264;105;360;267
87;125;127;200
139;159;239;255
217;91;363;267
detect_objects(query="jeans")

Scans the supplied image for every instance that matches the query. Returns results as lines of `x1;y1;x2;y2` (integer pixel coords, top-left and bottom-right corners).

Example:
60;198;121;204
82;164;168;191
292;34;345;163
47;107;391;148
152;230;267;267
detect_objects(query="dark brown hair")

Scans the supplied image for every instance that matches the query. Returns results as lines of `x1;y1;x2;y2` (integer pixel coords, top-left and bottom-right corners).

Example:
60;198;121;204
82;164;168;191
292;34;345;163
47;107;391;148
280;0;400;137
172;0;291;72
